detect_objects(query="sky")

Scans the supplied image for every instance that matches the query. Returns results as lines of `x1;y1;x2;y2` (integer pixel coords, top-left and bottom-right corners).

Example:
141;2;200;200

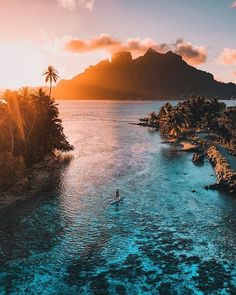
0;0;236;89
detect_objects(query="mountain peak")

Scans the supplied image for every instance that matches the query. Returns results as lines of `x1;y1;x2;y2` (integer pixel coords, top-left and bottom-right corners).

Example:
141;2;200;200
166;50;175;55
144;47;163;57
145;47;157;54
112;51;132;63
144;49;182;61
54;48;236;100
166;50;183;61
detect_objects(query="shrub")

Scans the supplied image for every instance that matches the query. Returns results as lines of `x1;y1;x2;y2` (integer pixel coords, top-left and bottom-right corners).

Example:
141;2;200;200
0;152;26;189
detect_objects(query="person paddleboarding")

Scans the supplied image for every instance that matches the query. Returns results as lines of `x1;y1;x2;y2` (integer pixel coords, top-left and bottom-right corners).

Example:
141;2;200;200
115;189;120;202
111;189;125;205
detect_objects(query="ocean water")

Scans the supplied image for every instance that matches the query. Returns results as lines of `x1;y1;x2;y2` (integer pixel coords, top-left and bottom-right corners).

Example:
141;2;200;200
1;100;236;294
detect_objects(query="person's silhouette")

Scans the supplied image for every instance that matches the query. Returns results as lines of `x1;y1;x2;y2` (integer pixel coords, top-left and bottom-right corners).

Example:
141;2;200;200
115;189;120;201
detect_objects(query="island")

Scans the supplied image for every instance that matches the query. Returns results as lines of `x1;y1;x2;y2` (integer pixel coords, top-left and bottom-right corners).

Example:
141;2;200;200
53;49;236;100
139;96;236;194
0;83;74;209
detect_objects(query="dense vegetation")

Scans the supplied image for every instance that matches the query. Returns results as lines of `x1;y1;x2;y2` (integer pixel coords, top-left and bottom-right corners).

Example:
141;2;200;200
145;96;236;151
0;87;73;188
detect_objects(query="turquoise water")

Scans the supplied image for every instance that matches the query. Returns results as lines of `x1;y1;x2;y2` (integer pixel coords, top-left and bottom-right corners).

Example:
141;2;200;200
1;100;236;294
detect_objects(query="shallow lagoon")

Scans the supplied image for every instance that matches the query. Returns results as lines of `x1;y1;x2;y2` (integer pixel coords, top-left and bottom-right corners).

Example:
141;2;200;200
1;100;236;294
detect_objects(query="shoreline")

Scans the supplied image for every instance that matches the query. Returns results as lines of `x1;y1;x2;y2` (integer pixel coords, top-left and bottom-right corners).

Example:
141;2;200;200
0;153;73;211
206;145;236;194
134;112;236;196
140;123;236;195
173;137;236;194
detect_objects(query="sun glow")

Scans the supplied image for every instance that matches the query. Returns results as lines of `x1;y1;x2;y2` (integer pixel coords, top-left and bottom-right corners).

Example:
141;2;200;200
0;42;46;90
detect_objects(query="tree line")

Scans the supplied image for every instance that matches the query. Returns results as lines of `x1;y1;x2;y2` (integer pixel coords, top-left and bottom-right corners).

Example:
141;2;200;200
0;66;73;188
146;96;236;150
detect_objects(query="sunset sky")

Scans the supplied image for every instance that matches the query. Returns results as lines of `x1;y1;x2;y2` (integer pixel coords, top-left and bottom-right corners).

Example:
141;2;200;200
0;0;236;89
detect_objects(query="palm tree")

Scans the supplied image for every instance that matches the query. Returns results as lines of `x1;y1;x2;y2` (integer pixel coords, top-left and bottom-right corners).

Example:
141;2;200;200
0;100;16;155
147;112;158;127
160;109;189;138
18;87;32;101
25;88;73;163
3;90;26;154
0;100;10;152
26;88;49;142
43;66;59;98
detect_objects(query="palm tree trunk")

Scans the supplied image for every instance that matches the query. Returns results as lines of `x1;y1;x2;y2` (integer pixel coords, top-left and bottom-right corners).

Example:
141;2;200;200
10;124;14;155
26;112;37;140
49;81;52;99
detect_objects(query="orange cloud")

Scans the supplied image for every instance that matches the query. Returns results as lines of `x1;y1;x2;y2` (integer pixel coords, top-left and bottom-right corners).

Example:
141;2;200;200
64;34;207;65
65;34;121;52
65;34;169;56
218;48;236;65
231;1;236;8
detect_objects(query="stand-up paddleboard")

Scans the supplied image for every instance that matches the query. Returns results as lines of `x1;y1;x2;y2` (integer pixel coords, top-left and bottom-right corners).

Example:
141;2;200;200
111;197;125;205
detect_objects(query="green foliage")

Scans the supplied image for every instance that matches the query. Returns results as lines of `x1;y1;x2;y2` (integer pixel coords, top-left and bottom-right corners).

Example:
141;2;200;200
0;152;26;188
0;66;73;190
43;66;59;98
0;87;74;170
147;112;158;126
155;96;235;146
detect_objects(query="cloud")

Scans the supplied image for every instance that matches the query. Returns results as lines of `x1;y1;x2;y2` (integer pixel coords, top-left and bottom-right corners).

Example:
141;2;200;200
218;48;236;65
81;0;95;10
174;39;207;65
58;0;76;10
125;38;169;55
57;0;95;11
63;34;207;65
64;34;120;52
64;34;169;56
231;1;236;8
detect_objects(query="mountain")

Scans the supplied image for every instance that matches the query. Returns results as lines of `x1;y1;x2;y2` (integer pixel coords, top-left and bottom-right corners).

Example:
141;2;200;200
53;48;236;100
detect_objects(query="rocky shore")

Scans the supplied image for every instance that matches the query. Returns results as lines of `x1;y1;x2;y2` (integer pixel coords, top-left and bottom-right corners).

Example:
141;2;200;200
176;137;236;194
206;145;236;194
177;139;236;195
0;153;73;210
159;133;236;195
